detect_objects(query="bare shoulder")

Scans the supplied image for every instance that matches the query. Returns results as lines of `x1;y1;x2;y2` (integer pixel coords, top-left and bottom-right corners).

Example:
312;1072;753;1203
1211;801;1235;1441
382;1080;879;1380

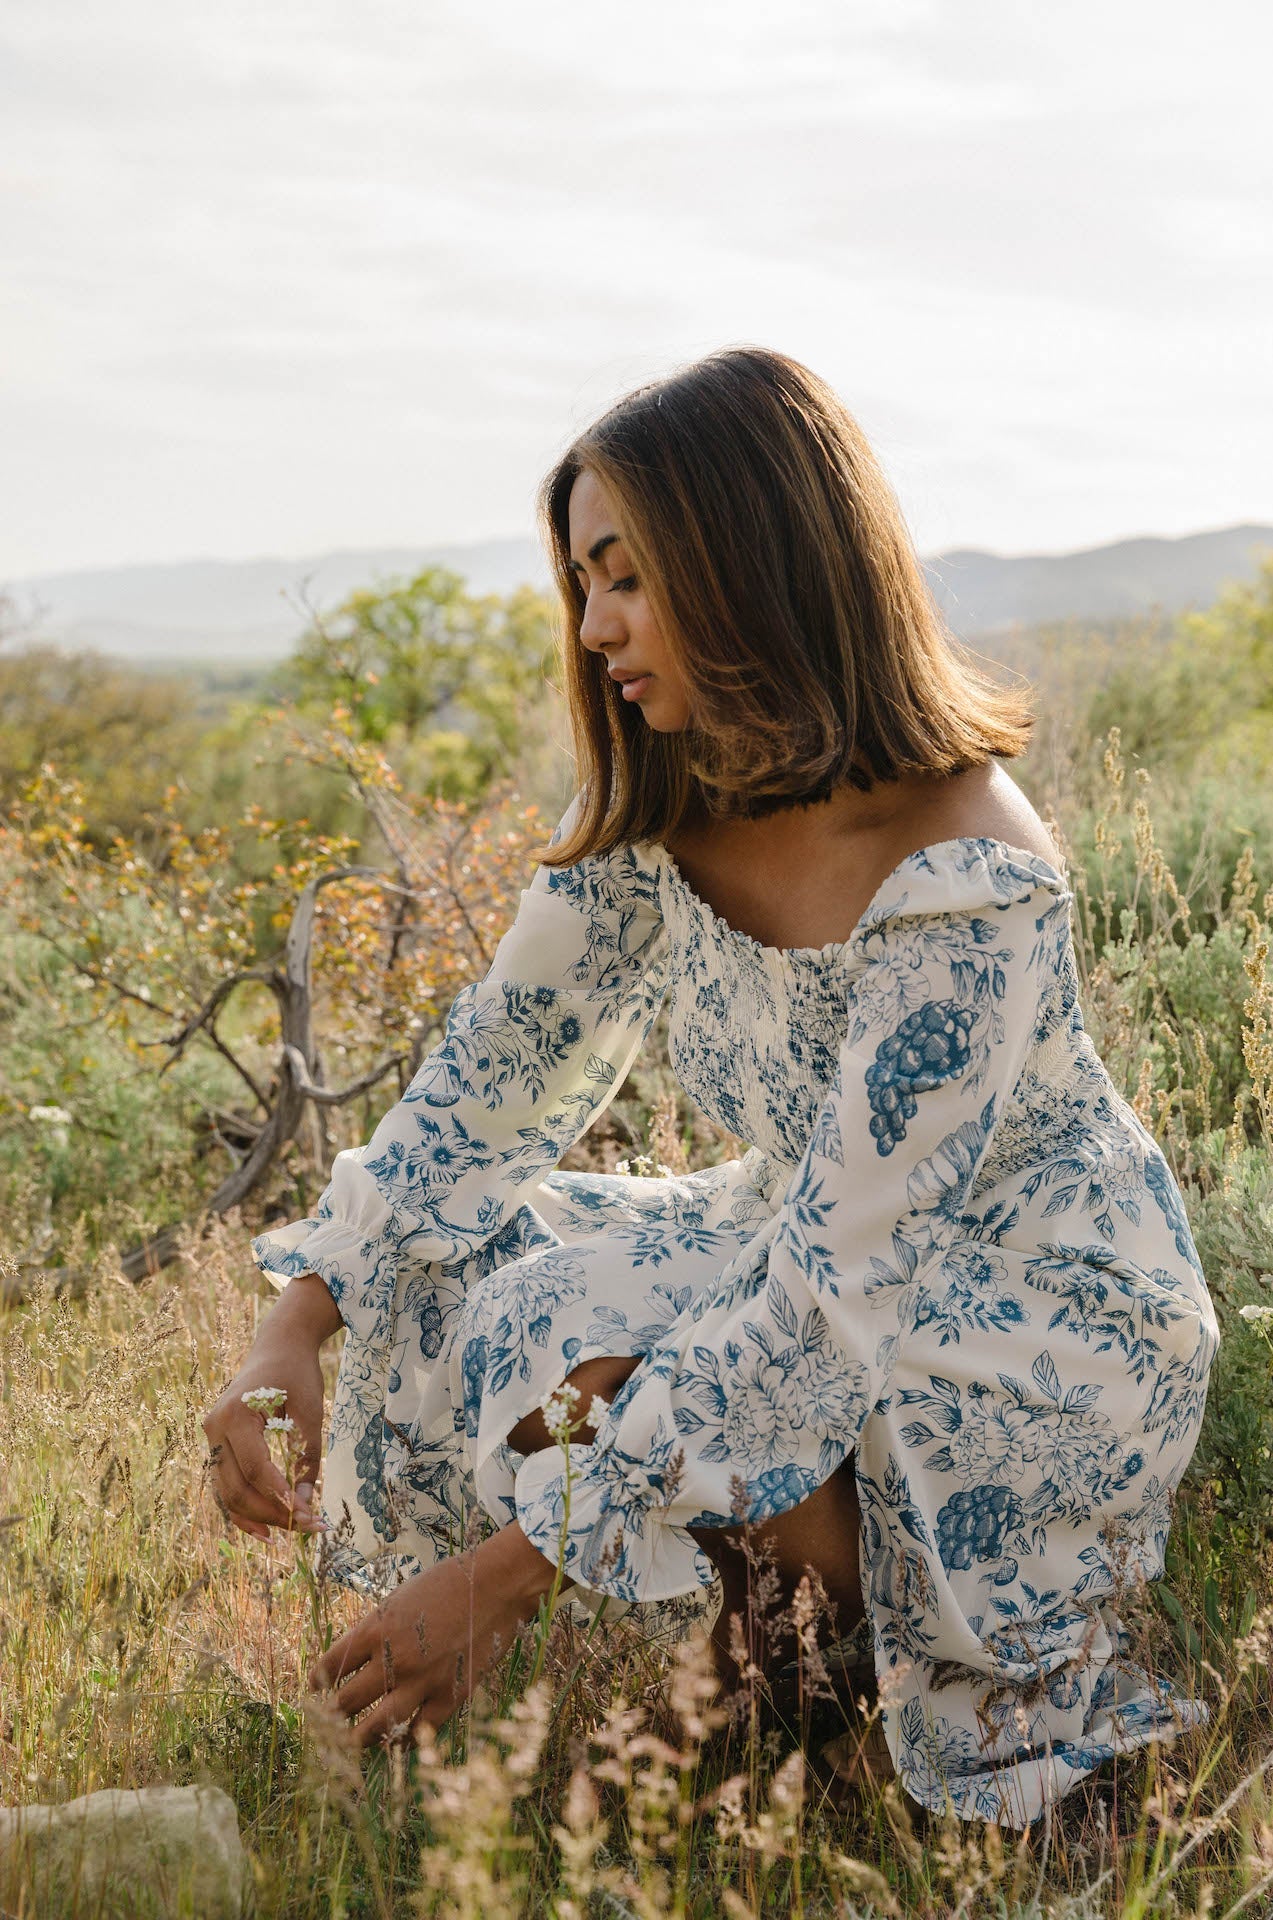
911;762;1061;870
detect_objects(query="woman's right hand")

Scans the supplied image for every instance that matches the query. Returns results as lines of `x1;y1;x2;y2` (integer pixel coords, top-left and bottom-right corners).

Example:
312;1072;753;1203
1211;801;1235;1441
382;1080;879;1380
202;1274;342;1540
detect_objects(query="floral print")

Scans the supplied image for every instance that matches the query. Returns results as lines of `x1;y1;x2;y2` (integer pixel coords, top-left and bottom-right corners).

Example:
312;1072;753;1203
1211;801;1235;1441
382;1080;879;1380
253;797;1218;1827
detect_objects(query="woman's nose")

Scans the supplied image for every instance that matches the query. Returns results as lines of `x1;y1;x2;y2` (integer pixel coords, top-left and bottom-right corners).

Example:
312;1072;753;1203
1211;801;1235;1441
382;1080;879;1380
578;590;622;654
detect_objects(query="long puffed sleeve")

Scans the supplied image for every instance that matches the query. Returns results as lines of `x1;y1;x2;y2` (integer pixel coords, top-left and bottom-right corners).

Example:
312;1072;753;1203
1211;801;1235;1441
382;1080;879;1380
252;796;670;1348
513;843;1071;1602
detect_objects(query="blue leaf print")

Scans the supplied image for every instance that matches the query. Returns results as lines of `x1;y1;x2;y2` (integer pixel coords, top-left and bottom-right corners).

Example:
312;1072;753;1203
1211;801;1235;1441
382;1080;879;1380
249;819;1215;1831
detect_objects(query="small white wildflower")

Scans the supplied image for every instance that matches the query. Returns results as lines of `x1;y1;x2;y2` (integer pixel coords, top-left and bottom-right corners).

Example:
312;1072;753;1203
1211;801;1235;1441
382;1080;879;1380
30;1105;73;1149
618;1152;675;1180
264;1414;295;1433
242;1386;288;1415
539;1380;581;1440
1239;1304;1273;1327
587;1394;611;1431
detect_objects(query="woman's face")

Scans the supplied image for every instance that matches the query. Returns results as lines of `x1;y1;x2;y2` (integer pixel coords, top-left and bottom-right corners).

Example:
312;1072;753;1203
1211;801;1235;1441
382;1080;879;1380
566;468;692;732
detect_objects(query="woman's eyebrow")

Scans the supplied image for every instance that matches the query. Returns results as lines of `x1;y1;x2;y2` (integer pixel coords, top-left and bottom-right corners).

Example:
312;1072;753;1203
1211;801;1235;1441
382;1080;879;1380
567;532;619;574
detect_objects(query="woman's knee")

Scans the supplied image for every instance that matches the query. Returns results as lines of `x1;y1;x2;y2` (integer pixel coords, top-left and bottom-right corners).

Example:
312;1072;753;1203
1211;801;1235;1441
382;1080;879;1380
691;1457;862;1605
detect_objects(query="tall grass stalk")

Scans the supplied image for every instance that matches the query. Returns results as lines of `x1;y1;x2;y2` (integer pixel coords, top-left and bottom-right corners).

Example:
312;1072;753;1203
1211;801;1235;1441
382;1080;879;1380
4;760;1273;1914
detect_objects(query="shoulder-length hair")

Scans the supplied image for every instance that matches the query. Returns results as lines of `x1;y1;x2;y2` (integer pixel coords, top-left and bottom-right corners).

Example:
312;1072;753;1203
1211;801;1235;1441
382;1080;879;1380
537;345;1032;866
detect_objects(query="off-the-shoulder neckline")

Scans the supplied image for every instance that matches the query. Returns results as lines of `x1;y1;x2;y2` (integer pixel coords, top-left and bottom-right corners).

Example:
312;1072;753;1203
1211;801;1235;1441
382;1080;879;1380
650;834;1069;966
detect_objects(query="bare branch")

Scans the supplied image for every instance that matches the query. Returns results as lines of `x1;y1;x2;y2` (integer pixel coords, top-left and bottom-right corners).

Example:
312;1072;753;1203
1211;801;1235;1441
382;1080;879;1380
442;816;495;971
205;1023;272;1111
156;966;277;1057
3;853;445;1301
151;965;279;1108
35;939;180;1022
282;1042;409;1107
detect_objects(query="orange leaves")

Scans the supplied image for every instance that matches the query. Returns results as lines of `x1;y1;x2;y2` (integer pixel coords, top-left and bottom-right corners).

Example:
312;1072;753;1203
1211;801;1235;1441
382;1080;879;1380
3;720;544;1181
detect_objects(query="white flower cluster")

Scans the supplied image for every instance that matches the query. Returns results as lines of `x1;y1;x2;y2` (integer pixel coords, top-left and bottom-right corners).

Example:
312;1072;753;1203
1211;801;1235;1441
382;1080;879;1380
265;1415;295;1433
537;1381;611;1443
241;1386;288;1415
31;1105;73;1149
1239;1304;1273;1329
539;1381;580;1441
615;1154;676;1180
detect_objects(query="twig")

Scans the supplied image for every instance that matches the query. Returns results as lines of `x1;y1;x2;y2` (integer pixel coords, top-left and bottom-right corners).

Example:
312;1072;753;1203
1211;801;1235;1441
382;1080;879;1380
282;1043;409;1106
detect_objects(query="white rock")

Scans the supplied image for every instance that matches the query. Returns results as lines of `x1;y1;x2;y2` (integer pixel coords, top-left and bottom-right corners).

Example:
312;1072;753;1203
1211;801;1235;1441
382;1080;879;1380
0;1783;246;1918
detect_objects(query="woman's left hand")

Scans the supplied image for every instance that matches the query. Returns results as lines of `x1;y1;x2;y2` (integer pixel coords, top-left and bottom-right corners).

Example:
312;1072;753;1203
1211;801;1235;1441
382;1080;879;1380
310;1524;560;1747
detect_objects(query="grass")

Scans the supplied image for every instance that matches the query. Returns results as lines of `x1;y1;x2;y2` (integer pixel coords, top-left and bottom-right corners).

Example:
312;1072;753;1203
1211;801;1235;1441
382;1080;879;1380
4;737;1273;1915
2;1217;1272;1917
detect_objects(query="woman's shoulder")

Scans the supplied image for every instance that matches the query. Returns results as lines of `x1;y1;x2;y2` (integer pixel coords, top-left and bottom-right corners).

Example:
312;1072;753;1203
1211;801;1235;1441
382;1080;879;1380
848;765;1062;926
889;761;1061;872
848;768;1068;948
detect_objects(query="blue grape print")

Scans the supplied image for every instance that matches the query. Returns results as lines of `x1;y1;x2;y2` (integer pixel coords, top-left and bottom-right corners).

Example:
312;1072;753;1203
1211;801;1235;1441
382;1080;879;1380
935;1485;1024;1571
866;1000;976;1154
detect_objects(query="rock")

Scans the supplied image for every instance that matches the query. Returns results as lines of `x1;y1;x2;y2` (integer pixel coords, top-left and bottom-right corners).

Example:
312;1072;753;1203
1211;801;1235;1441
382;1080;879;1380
0;1783;246;1919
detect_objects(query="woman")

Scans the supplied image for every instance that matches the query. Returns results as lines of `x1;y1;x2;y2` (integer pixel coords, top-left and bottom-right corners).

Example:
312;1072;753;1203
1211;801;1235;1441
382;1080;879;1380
203;347;1218;1826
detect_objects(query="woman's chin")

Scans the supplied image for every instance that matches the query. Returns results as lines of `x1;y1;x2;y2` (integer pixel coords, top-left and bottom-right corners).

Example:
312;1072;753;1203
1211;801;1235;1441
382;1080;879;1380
638;697;692;733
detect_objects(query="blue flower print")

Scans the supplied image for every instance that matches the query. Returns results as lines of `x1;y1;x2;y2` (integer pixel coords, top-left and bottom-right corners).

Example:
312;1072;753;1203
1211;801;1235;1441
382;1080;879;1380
1143;1147;1206;1278
911;1242;1029;1346
250;813;1216;1830
935;1485;1025;1572
459;1335;489;1439
748;1463;822;1521
866;1000;976;1154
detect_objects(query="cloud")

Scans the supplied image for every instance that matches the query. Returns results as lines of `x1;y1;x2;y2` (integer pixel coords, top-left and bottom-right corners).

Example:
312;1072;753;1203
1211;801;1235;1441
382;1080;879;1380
0;0;1270;573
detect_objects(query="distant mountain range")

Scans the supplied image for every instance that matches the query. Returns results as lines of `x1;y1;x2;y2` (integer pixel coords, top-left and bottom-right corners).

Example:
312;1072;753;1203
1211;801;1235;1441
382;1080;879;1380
4;523;1271;666
926;523;1273;636
2;539;545;666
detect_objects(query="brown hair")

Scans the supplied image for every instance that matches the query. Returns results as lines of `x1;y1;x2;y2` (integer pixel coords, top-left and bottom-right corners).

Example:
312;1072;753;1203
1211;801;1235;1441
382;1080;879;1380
537;345;1032;864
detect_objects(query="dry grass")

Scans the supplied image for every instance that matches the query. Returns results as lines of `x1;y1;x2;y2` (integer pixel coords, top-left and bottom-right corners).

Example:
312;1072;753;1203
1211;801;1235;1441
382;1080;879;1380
1;1220;1270;1920
4;747;1273;1917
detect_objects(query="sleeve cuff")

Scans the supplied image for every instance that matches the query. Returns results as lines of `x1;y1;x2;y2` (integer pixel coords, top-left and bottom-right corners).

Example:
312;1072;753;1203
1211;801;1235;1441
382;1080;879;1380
249;1139;405;1339
251;1213;397;1345
513;1441;714;1606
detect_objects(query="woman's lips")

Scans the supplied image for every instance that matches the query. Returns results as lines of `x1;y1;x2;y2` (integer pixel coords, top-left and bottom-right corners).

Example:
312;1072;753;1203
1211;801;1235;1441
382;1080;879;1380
616;674;652;701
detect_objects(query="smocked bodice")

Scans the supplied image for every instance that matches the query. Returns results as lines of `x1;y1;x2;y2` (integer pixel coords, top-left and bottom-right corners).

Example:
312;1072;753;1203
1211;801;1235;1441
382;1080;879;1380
656;845;857;1164
653;837;1104;1186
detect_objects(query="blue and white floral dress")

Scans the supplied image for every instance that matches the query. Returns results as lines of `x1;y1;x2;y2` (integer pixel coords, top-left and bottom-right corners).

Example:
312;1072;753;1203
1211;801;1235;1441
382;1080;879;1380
253;796;1218;1826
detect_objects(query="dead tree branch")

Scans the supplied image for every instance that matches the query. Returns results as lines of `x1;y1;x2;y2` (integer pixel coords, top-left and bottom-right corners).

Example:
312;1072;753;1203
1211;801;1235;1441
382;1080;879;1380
5;864;410;1302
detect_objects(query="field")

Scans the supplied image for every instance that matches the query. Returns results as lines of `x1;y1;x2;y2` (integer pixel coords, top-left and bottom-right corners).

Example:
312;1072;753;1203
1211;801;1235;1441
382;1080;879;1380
3;562;1273;1916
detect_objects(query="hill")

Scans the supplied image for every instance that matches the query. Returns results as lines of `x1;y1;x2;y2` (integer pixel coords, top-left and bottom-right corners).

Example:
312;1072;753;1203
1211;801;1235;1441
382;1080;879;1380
5;523;1271;665
2;539;546;665
923;523;1273;635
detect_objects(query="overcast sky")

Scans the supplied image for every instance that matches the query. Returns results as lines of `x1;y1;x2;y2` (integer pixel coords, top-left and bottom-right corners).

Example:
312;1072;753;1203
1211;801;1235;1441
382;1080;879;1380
2;0;1270;579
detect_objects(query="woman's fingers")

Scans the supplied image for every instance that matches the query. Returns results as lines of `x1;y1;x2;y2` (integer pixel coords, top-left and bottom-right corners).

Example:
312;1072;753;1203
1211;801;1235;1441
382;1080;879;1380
350;1689;438;1750
334;1653;395;1721
225;1424;299;1519
319;1617;390;1718
311;1609;457;1736
204;1416;326;1537
311;1619;374;1695
309;1548;534;1752
205;1440;282;1536
312;1624;402;1729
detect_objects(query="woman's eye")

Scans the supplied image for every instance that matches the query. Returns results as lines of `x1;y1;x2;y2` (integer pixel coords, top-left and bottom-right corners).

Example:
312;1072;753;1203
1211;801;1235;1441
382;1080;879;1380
608;575;638;594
